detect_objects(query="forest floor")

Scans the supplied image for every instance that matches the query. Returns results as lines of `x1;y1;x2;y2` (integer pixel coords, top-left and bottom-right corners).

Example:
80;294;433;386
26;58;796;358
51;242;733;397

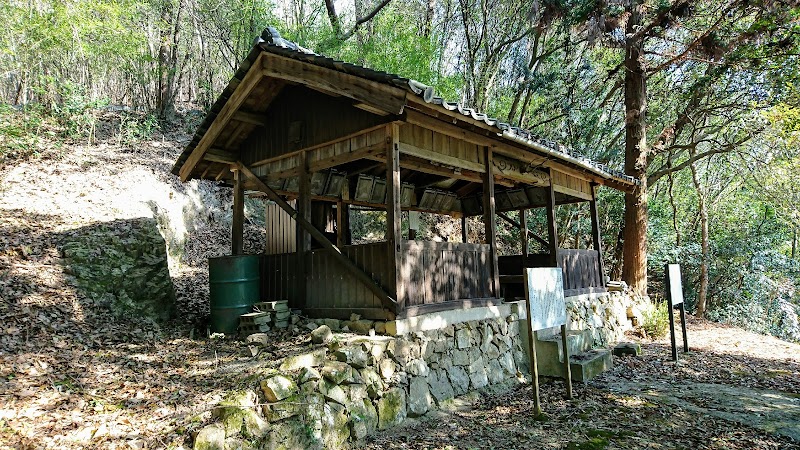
1;114;799;449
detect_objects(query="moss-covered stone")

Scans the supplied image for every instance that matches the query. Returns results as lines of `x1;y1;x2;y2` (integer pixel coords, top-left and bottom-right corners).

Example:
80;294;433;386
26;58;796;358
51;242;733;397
194;423;225;450
213;391;269;438
377;387;407;430
61;218;175;322
261;375;297;402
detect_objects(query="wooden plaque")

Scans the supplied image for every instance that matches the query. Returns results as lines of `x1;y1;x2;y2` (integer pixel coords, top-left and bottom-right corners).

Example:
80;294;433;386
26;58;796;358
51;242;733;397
524;268;567;331
667;264;684;306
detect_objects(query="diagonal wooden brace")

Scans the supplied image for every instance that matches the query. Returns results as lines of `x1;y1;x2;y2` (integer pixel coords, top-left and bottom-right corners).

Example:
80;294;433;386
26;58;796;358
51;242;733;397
237;162;398;316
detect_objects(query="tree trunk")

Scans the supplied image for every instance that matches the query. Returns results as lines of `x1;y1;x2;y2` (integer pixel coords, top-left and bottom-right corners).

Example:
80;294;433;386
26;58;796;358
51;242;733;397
621;3;649;296
689;155;709;318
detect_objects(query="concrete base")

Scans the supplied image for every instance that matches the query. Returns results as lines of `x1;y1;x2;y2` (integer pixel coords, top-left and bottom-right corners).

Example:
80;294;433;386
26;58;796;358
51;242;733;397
385;303;512;336
569;349;613;382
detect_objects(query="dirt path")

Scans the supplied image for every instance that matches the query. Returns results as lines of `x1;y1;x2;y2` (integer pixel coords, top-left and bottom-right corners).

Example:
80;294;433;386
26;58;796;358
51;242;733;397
360;318;800;450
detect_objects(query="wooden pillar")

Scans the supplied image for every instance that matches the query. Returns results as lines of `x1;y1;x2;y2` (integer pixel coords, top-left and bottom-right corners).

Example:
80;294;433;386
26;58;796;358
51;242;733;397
461;216;468;243
386;124;402;312
231;168;244;255
520;209;529;258
336;201;346;247
545;170;559;268
482;147;500;298
589;183;605;285
296;151;311;309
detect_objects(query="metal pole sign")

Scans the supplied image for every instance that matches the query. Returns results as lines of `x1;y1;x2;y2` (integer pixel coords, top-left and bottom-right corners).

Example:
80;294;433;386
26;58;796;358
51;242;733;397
665;264;689;361
523;268;573;416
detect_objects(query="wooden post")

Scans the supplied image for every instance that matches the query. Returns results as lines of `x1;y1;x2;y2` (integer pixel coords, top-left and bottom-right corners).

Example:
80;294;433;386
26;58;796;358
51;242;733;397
296;151;311;309
560;323;573;399
482;147;500;298
461;216;468;243
523;277;542;417
546;170;559;268
589;183;605;285
336;200;345;248
520;209;529;258
231;168;244;255
386;123;402;313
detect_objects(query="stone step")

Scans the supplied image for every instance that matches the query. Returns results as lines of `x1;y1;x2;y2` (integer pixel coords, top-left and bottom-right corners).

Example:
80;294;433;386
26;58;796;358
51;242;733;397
535;348;613;382
534;328;593;363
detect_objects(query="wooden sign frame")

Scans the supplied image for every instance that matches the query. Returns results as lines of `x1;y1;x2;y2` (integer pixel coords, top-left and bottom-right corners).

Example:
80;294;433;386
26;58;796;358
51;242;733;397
665;264;689;361
523;268;573;416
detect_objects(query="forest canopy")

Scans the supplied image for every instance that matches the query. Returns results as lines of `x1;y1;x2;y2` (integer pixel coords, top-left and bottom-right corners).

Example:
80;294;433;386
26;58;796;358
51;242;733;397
1;0;798;341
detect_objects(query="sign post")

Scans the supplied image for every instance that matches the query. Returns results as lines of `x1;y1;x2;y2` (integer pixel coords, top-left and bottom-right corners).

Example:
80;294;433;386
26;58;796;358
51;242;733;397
523;267;573;415
665;264;689;361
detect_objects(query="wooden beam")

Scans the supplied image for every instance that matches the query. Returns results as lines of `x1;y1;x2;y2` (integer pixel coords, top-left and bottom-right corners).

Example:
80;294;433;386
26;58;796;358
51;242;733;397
180;53;267;181
546;169;559;267
399;142;485;174
553;184;593;201
205;148;237;164
232;168;244;255
520;209;529;258
237;162;398;313
386;124;402;311
589;183;605;285
296;151;311;309
262;52;407;115
309;144;386;173
233;110;268;126
497;212;521;228
482;147;500;298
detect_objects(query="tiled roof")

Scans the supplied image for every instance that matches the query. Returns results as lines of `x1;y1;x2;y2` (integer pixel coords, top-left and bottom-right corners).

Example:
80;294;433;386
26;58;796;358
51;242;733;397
174;27;637;186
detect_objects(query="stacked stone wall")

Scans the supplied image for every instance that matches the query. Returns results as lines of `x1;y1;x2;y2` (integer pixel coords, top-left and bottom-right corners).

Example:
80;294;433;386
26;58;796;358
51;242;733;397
564;291;645;345
194;314;525;450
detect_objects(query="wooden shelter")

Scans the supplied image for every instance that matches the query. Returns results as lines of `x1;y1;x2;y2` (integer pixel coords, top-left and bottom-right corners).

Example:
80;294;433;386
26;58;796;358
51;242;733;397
173;28;637;321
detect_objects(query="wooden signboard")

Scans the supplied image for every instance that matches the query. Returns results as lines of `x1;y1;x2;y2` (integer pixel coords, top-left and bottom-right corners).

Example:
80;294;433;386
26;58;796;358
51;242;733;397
665;264;689;361
523;268;573;415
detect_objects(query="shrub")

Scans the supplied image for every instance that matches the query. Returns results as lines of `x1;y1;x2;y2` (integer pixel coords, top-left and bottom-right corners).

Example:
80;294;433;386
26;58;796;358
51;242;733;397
641;301;670;339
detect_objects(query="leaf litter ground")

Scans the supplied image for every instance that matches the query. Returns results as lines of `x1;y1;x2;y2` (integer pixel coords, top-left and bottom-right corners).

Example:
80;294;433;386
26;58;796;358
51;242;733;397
1;116;799;449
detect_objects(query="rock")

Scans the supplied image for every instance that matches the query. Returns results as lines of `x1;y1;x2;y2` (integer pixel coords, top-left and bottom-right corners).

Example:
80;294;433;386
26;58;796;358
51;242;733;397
260;376;297;403
407;377;432;417
487;360;505;384
443;325;455;337
262;397;302;422
467;356;485;374
377;388;407;430
374;321;387;334
360;368;384;399
468;360;488;390
452;349;470;366
485;343;501;359
481;325;494;351
348;398;378;440
613;342;642;357
334;345;369;369
498;352;516;376
280;348;327;372
322;318;341;331
350;313;361;322
386;339;411;364
427;370;455;404
321;402;350;449
448;366;470;395
406;359;430;377
346;320;375;334
455;328;471;349
246;333;269;347
299;366;322;384
379;358;397;381
194;423;225;450
321;380;348;405
311;325;333;345
321;361;352;385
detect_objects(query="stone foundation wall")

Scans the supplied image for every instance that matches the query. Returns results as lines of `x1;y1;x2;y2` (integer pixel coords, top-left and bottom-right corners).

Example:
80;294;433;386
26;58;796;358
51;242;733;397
194;313;525;450
564;291;644;345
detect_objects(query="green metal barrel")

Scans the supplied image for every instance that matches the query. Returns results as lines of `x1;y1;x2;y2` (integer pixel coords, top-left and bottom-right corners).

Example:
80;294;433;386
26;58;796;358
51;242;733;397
209;255;260;334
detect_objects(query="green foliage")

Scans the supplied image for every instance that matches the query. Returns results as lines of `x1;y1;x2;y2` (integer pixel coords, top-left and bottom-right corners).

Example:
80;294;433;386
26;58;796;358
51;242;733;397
641;302;670;339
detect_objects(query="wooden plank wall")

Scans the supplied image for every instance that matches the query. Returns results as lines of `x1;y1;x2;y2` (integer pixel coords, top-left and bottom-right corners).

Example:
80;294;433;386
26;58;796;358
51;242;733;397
261;253;297;303
400;241;492;306
551;170;593;200
556;249;604;293
398;123;484;172
241;85;387;175
264;200;297;255
306;242;391;311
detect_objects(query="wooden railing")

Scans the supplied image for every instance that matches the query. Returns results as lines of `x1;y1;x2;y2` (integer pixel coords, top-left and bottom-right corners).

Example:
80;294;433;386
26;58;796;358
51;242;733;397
399;241;493;308
498;249;605;297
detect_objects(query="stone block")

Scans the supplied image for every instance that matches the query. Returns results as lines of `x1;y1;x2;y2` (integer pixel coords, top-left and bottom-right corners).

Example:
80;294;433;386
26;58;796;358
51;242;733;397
321;402;350;449
612;342;641;357
334;345;369;369
487;360;505;384
387;339;412;364
322;318;342;331
194;424;225;450
469;365;489;390
321;380;348;405
498;352;516;376
299;367;322;384
280;348;327;372
427;369;455;404
360;368;384;399
377;388;407;430
406;359;430;377
448;366;470;395
485;343;501;360
260;376;297;403
348;398;378;440
379;359;396;380
407;376;432;417
452;350;470;366
311;325;333;345
570;349;613;382
346;320;375;334
321;361;352;385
